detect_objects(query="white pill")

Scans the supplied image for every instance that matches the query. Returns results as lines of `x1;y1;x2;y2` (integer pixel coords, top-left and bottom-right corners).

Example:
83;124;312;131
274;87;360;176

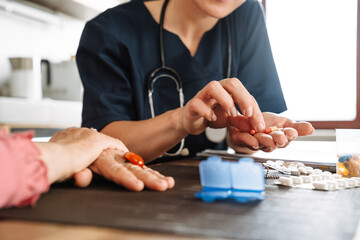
307;169;315;175
326;180;339;190
298;167;307;174
322;171;332;175
266;160;275;166
284;162;294;168
336;179;348;188
279;177;294;187
313;181;329;190
297;162;305;168
321;174;333;181
276;160;284;165
275;161;284;168
332;174;342;179
313;169;322;174
305;166;313;171
346;179;356;188
310;175;322;181
290;176;303;185
351;177;360;187
300;176;312;183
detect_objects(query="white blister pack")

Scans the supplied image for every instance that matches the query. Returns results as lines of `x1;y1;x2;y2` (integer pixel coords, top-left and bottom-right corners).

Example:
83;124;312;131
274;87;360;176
265;160;360;191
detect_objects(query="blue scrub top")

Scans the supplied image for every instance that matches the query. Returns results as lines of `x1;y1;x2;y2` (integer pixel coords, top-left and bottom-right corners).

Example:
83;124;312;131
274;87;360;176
76;0;287;157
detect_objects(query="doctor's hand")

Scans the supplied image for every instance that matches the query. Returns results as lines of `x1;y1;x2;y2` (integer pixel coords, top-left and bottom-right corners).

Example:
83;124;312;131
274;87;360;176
179;78;265;136
227;112;315;153
87;148;175;191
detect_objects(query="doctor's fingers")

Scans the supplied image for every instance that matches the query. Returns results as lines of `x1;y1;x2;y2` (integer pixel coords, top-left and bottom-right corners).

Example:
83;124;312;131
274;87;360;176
229;126;260;151
254;133;277;152
187;98;217;122
220;78;265;132
269;130;288;148
196;81;239;118
229;126;280;152
124;164;173;191
282;127;298;141
285;121;315;137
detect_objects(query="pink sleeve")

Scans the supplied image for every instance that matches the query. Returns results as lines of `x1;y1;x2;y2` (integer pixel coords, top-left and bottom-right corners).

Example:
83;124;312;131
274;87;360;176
0;130;49;208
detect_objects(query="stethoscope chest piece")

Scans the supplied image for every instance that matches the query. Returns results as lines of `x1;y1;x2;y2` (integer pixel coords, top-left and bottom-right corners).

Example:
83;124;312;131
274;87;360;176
205;127;227;143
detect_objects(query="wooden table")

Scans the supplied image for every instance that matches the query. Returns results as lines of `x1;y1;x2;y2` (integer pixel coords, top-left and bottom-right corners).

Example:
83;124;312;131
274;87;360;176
1;159;360;240
0;159;202;240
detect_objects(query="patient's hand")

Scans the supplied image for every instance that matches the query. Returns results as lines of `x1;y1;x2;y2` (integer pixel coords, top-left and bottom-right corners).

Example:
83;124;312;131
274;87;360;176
43;127;173;191
85;149;175;191
38;127;128;184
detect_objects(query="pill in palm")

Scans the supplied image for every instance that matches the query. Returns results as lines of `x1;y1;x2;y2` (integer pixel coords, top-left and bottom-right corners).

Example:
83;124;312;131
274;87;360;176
264;126;278;134
124;152;144;167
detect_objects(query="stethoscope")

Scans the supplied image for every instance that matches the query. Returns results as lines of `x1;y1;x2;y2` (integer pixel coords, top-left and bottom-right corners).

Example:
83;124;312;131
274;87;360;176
147;0;232;156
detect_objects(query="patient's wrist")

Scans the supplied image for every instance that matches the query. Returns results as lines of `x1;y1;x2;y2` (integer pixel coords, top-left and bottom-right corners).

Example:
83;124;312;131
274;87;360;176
35;142;73;184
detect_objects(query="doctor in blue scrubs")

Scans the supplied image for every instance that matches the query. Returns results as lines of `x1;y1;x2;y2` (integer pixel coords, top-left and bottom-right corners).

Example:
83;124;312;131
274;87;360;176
76;0;314;162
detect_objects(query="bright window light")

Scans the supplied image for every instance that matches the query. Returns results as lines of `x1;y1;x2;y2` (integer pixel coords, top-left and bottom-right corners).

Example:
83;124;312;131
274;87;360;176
265;0;357;121
72;0;129;12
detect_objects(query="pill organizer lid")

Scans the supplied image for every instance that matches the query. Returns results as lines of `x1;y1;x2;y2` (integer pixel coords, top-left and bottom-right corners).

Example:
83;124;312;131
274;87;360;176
230;158;265;191
199;156;232;188
196;157;265;202
199;157;264;190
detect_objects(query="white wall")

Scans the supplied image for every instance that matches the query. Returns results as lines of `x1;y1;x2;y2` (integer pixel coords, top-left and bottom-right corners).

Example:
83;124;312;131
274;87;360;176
0;3;85;87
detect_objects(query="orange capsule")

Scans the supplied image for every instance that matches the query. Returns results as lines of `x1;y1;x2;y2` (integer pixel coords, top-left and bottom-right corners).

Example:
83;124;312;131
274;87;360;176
250;129;257;135
124;152;144;168
264;126;278;134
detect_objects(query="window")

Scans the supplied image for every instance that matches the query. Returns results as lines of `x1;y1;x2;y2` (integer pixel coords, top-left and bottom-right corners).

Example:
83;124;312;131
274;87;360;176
263;0;359;128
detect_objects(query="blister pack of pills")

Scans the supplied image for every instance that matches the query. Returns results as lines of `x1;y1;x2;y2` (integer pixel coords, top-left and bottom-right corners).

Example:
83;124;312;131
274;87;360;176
263;160;318;176
264;160;360;191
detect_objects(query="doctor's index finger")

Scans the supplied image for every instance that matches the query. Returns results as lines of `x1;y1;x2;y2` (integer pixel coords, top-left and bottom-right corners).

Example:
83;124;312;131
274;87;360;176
197;80;238;118
220;78;265;132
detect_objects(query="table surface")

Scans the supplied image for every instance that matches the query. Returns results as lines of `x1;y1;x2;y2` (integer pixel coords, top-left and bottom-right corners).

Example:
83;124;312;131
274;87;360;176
1;159;360;240
0;160;201;240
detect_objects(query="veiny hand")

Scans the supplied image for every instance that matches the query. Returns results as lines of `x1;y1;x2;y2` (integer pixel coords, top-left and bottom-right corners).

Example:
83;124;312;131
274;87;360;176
227;112;315;153
179;78;265;136
38;127;128;184
89;148;175;191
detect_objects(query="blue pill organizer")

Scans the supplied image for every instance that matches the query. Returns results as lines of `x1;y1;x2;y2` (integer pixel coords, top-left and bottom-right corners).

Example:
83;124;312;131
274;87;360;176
195;156;265;202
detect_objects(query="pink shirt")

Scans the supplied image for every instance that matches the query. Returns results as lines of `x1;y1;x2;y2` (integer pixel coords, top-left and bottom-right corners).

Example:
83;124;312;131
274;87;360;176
0;130;49;208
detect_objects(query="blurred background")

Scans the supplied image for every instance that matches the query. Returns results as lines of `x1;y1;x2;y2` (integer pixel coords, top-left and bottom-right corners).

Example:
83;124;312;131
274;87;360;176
0;0;129;138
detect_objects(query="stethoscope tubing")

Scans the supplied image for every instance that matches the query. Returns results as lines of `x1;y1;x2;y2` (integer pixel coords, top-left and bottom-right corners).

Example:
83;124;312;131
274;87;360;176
147;0;232;156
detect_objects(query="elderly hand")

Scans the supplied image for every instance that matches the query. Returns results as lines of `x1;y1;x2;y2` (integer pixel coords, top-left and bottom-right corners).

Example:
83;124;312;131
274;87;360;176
89;148;175;191
226;112;315;153
40;127;174;191
35;127;127;184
